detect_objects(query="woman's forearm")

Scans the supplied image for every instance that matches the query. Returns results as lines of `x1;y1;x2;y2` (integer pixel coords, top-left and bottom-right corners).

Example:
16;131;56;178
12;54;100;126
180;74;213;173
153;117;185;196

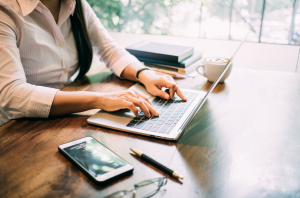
121;62;156;85
49;89;158;118
49;61;144;116
49;91;100;116
120;62;144;81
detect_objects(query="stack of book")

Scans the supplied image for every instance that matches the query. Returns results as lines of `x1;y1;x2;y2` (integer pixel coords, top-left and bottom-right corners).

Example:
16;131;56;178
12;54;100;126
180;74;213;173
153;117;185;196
126;41;202;77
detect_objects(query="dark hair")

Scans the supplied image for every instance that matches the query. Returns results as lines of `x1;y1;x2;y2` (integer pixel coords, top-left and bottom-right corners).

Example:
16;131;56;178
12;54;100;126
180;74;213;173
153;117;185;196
70;0;93;80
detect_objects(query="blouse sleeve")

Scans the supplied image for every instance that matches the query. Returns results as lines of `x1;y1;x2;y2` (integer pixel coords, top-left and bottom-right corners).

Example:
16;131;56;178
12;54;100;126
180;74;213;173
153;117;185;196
0;7;58;124
81;0;140;77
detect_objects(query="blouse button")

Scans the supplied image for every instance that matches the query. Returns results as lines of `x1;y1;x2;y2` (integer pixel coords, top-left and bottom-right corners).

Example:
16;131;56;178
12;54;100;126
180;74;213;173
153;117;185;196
63;68;68;73
59;43;64;48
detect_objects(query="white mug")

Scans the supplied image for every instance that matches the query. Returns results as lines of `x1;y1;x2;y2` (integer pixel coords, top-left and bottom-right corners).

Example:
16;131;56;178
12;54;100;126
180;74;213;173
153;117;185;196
196;57;232;83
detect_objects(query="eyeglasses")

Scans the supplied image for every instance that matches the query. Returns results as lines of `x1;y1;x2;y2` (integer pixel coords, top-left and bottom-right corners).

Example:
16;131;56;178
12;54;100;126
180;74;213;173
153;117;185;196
103;177;168;198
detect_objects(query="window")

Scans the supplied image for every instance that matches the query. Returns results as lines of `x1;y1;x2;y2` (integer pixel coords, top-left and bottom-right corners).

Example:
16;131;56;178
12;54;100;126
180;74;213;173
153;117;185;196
87;0;300;45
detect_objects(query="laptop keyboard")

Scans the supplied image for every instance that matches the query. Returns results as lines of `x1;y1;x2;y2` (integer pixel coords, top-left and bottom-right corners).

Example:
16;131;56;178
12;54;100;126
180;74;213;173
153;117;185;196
126;91;200;134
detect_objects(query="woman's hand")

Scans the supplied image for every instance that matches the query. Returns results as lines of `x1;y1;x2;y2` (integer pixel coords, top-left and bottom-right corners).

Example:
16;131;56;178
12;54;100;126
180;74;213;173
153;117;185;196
95;90;159;118
138;70;187;101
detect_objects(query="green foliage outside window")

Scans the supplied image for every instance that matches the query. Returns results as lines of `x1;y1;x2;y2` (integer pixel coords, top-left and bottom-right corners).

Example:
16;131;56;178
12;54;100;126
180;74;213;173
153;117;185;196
86;0;192;35
86;0;298;45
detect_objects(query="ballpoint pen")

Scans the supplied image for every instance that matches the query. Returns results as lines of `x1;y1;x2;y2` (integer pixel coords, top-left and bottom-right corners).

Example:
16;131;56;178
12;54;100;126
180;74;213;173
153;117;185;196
130;148;184;180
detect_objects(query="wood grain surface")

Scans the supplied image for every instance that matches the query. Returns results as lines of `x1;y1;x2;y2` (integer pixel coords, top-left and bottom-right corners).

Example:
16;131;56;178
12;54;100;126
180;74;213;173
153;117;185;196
1;67;300;198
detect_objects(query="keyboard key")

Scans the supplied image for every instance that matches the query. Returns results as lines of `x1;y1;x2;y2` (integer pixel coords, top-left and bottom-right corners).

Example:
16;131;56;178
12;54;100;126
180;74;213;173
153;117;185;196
158;128;167;134
166;118;175;121
129;120;138;124
147;121;156;125
158;117;167;122
141;116;150;121
158;110;167;114
134;121;147;129
165;121;173;125
168;108;176;112
142;123;153;130
151;98;161;106
176;106;185;110
160;125;170;130
156;120;165;125
174;110;183;114
150;117;160;121
150;127;160;132
166;130;172;134
170;115;178;118
126;124;135;127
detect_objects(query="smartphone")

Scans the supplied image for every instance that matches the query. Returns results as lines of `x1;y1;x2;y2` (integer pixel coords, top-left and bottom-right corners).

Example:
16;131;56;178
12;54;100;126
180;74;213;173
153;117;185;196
58;137;134;184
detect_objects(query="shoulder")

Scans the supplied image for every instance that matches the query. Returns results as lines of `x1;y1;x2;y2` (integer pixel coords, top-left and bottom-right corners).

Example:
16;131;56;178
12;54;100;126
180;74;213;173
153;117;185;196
0;0;23;17
81;0;93;17
0;0;23;45
79;0;99;28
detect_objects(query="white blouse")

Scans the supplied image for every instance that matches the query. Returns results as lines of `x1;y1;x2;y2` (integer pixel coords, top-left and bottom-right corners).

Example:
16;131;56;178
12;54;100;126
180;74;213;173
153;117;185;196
0;0;139;126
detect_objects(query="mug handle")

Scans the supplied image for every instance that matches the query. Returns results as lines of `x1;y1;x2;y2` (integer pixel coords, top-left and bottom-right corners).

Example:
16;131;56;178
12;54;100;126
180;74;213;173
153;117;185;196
196;64;206;77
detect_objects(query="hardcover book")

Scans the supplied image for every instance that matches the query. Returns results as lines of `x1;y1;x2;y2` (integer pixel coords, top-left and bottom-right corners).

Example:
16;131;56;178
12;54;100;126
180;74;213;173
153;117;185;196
144;58;203;74
136;51;202;68
126;40;194;63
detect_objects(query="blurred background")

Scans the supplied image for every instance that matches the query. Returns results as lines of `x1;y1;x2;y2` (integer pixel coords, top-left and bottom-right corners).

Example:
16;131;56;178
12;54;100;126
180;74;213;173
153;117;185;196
86;0;300;45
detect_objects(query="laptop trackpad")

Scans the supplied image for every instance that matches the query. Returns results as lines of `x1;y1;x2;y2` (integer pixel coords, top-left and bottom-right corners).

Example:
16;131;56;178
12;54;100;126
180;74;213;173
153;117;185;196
99;109;136;118
88;109;134;128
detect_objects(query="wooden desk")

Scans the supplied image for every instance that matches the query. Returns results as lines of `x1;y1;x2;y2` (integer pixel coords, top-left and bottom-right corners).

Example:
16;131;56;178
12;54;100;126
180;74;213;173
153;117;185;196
1;68;300;198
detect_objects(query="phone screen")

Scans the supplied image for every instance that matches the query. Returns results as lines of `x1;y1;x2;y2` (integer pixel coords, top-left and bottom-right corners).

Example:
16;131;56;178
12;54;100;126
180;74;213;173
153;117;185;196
63;138;128;177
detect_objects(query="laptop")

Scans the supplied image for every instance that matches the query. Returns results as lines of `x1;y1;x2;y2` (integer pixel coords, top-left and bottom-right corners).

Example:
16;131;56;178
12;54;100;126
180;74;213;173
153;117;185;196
88;33;249;141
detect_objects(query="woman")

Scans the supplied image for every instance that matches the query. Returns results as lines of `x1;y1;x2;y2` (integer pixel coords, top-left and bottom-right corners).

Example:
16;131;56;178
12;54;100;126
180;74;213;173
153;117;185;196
0;0;186;127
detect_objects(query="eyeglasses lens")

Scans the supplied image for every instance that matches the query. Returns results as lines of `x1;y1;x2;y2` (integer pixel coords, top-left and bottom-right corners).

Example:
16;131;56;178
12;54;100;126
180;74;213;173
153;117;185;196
134;177;167;198
103;177;167;198
103;190;134;198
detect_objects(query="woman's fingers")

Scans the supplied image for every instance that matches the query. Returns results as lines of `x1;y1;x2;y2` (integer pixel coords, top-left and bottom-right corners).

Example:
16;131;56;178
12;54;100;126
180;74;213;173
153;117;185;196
120;100;139;117
133;91;154;107
132;92;160;116
142;98;159;116
175;87;187;101
165;76;176;100
149;88;170;100
125;96;155;118
160;78;187;101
